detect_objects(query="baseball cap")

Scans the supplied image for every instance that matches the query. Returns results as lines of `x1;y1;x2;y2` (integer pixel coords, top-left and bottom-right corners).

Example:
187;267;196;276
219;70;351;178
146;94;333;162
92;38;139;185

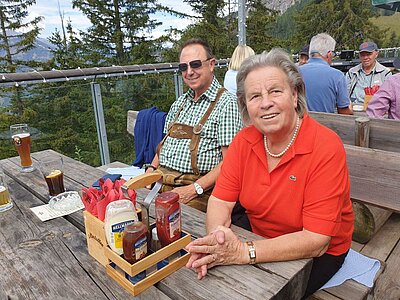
299;44;309;56
359;42;378;53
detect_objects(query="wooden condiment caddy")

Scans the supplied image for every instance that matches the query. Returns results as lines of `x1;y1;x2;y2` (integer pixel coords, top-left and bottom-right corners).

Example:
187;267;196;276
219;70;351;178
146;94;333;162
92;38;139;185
83;173;191;296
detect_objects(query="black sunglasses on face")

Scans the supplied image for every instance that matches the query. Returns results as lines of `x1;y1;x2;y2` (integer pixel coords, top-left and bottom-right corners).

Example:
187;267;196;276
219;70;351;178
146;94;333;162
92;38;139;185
178;58;212;72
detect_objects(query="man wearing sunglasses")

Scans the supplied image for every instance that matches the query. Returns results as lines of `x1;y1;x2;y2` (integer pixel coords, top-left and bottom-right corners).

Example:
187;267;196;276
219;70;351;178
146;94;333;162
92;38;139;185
146;38;242;212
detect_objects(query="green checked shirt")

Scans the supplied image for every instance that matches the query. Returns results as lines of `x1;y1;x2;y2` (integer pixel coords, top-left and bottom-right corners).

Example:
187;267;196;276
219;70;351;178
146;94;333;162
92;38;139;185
159;76;243;174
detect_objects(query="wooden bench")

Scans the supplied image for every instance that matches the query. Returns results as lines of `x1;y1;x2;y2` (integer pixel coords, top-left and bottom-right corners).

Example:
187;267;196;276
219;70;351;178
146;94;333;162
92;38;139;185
309;112;400;153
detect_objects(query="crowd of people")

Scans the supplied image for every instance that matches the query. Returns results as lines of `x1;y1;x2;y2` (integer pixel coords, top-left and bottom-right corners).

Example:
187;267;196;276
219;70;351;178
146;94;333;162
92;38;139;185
143;35;398;299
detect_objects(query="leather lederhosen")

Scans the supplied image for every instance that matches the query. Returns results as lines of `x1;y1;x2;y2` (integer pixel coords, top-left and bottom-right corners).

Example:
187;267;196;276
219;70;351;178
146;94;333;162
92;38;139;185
155;88;226;212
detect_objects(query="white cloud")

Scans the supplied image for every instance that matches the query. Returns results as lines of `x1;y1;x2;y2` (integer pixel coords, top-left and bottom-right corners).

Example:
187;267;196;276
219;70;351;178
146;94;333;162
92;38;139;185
26;0;197;38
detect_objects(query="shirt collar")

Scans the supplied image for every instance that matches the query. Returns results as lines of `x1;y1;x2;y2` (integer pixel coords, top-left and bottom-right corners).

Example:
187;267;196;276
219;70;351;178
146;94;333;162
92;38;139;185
243;114;316;169
186;76;221;103
307;57;330;67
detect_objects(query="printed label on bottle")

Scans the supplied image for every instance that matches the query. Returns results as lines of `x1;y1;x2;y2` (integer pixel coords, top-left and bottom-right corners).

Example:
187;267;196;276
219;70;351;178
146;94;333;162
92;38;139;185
134;236;148;260
168;209;181;239
110;220;134;249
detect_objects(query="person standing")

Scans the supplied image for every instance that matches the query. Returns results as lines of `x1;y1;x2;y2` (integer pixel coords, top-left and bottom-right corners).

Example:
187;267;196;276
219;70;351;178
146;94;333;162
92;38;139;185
297;44;309;66
147;38;243;212
299;33;353;114
224;45;255;95
346;42;392;109
366;70;400;120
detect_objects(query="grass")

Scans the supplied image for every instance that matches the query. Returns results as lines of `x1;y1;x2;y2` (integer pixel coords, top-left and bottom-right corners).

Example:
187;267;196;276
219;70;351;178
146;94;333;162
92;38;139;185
371;12;400;36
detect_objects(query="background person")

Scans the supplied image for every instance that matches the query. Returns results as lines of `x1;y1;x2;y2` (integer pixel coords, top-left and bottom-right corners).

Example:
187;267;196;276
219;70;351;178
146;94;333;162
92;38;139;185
186;48;354;299
297;44;309;66
346;41;392;109
147;38;243;212
223;45;255;95
366;58;400;120
299;33;353;114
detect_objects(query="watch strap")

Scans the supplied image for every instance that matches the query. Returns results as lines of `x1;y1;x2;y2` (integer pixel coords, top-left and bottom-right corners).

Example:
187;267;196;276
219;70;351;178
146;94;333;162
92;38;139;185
246;241;256;264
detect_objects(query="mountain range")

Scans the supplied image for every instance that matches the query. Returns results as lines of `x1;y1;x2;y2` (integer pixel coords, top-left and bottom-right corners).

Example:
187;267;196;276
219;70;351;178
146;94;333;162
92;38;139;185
0;31;54;63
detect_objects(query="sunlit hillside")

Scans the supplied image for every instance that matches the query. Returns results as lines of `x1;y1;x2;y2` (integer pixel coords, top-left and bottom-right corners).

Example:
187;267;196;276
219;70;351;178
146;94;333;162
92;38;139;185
371;12;400;37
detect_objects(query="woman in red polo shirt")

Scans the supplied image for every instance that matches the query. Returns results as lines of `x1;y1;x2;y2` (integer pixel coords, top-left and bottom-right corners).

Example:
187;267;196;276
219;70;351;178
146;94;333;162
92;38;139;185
186;48;354;298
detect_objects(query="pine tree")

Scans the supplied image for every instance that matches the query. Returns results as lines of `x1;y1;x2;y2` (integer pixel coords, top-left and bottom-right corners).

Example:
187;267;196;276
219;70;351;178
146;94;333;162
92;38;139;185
72;0;161;65
0;0;43;72
183;0;225;26
293;0;384;50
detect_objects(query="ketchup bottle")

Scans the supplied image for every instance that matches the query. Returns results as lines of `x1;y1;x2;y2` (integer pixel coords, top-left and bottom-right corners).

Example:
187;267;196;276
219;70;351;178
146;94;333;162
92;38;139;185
155;192;181;247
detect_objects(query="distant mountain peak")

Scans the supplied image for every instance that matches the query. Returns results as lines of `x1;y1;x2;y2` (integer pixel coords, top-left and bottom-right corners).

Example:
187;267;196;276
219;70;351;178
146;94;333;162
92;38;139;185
1;30;54;62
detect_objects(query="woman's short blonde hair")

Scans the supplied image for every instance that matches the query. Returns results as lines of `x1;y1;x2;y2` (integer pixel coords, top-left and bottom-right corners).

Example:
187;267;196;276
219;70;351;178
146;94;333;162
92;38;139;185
228;45;255;71
236;48;308;125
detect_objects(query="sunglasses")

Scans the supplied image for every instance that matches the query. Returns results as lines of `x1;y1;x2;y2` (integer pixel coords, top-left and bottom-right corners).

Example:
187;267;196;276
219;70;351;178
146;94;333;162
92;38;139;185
178;58;212;72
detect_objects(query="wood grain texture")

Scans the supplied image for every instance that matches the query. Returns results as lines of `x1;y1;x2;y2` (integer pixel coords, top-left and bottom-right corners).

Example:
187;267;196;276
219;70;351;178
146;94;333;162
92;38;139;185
0;174;169;300
345;145;400;213
310;112;400;153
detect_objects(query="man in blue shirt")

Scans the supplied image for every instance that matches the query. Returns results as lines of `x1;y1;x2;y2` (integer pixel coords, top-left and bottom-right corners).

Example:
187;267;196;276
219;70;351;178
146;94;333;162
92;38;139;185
300;33;353;114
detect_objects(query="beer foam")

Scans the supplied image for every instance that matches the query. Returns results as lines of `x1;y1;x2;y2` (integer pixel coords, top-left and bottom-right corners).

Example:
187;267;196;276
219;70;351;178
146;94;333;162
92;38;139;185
12;133;30;138
0;186;6;192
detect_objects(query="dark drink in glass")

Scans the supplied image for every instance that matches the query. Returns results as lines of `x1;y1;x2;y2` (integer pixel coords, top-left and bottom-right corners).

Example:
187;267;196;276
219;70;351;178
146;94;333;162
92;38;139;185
44;169;65;196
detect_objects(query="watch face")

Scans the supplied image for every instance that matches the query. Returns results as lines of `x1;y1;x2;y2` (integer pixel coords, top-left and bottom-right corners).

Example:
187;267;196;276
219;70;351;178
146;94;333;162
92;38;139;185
194;183;203;195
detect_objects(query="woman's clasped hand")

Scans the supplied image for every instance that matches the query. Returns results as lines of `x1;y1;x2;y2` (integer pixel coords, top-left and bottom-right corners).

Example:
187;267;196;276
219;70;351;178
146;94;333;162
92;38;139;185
186;226;248;279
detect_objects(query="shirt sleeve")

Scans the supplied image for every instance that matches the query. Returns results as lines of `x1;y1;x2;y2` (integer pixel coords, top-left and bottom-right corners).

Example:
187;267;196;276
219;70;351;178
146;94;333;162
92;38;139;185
366;78;392;118
337;74;351;109
212;132;242;202
302;136;350;236
217;95;243;146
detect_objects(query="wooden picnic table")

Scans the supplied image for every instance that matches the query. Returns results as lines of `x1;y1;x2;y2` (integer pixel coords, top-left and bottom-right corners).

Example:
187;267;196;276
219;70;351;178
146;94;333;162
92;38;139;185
0;149;312;299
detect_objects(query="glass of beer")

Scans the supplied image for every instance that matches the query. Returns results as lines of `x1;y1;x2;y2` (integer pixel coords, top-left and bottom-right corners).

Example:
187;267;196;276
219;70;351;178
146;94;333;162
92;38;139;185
10;123;34;173
0;169;13;213
38;156;66;197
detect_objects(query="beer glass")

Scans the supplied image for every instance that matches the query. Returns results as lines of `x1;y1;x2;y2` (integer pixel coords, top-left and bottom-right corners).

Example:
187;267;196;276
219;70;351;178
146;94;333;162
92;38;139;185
38;156;66;197
0;169;13;212
10;124;34;173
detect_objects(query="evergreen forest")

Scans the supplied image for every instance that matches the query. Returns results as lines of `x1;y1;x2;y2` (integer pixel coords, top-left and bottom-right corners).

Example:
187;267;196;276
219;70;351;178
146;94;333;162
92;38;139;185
1;0;399;167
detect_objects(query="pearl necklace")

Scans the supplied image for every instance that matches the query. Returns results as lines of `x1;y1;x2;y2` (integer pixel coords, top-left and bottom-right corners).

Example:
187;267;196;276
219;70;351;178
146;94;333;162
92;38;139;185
263;116;300;158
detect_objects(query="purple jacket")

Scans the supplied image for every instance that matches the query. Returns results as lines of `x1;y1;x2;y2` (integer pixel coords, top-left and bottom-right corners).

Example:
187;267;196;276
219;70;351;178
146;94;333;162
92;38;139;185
366;73;400;120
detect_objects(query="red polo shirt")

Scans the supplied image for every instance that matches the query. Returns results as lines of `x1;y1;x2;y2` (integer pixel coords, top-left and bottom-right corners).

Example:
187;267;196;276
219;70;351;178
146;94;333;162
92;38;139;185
213;114;354;256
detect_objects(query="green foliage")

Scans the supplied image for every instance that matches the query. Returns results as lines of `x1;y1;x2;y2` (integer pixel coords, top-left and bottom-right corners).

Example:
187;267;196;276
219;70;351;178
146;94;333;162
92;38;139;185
270;0;313;42
74;145;83;162
72;0;161;65
246;0;284;53
0;0;43;72
371;12;400;47
183;0;225;25
292;0;385;50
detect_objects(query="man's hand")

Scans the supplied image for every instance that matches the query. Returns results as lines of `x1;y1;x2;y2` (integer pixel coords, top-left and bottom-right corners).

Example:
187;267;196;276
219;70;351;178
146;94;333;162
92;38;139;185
172;184;197;204
185;226;247;279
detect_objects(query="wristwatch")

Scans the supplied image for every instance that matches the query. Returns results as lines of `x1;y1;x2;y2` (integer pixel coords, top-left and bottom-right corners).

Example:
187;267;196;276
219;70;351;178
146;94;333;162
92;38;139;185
246;241;256;264
193;182;204;195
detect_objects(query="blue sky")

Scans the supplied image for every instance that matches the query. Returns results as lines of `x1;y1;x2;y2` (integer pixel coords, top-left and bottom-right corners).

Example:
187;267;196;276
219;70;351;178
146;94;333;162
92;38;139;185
29;0;196;38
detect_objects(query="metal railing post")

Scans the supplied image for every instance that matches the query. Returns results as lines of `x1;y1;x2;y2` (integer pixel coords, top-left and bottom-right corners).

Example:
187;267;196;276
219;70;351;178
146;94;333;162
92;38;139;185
90;82;110;165
174;73;184;100
238;0;247;45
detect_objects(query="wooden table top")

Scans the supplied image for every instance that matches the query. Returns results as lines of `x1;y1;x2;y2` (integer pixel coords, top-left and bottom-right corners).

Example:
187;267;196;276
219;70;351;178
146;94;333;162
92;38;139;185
0;150;312;299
